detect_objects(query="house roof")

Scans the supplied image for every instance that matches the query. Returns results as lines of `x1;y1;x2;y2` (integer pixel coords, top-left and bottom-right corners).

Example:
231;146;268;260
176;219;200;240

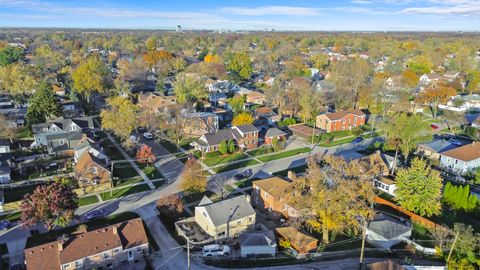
320;109;365;121
32;117;95;134
74;151;110;180
24;218;148;270
235;124;258;133
367;214;412;240
255;107;274;116
419;140;457;154
253;177;291;198
265;128;286;138
197;195;255;227
239;230;276;247
367;260;406;270
246;91;265;99
440;142;480;162
198;196;213;206
275;227;317;249
202;129;236;146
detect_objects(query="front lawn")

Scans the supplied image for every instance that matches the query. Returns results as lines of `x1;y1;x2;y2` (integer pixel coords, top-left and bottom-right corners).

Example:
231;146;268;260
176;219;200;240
0;211;21;222
138;164;163;181
246;147;276;157
158;139;180;154
257;147;311;163
112;162;139;182
213;159;260;173
15;127;31;140
100;184;151;201
77;195;99;207
199;151;249;167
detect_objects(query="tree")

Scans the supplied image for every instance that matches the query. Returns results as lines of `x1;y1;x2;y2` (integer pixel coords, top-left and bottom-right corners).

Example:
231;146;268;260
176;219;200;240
173;73;206;103
382;113;425;170
26;81;61;130
0;45;24;67
466;70;480;94
157;105;189;147
20;182;78;230
157;194;183;214
228;95;245;112
232;112;254;126
71;55;111;99
0;115;14;141
446;223;480;269
417;83;456;119
443;182;478;212
288;156;375;243
219;141;228;155
407;55;433;75
143;50;172;69
180;159;207;194
224;52;253;81
401;69;419;88
227;140;236;153
204;54;221;64
308;54;330;70
332;58;371;109
100;96;138;139
0;63;38;97
145;35;158;52
136;144;156;166
395;158;443;217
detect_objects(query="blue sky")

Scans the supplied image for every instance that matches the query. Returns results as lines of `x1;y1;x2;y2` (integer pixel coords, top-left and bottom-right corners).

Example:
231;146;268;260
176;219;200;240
0;0;480;31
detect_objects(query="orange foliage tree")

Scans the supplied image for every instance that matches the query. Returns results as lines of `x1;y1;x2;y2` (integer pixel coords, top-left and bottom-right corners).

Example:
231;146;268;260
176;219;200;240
204;54;221;64
417;83;456;119
143;50;172;68
136;144;156;166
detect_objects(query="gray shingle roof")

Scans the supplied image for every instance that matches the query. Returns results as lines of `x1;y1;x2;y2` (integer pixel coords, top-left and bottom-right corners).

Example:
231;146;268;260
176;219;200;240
239;230;276;247
265;128;286;138
419;139;457;154
367;214;412;240
235;124;258;133
202;129;236;146
198;195;255;227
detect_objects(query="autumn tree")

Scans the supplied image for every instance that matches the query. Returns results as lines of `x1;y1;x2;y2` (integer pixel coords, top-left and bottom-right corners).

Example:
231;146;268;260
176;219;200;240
407;55;433;75
100;96;138;139
157;194;184;214
0;115;14;141
0;45;24;67
173;72;206;103
228;95;245;112
382;113;425;170
288;156;375;243
204;54;221;64
20;182;78;230
136;144;156;166
332;58;371;109
26;81;61;130
401;69;419;88
446;223;480;269
145;35;158;52
308;54;330;70
71;55;111;100
157;105;189;147
219;140;228;155
395;158;442;217
417;83;456;119
232;112;254;126
224;52;253;82
0;63;38;98
143;50;172;69
180;159;207;194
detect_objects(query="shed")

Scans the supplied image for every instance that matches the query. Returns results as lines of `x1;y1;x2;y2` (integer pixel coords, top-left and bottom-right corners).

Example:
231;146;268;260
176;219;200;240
366;214;412;250
275;227;318;254
239;230;276;258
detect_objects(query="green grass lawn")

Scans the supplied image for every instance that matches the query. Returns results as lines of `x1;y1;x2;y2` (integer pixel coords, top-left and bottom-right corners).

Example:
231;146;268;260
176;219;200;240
246;147;276;157
318;136;356;147
112;162;139;181
15;127;31;140
0;211;21;222
273;164;308;177
77;195;99;207
182;190;216;204
25;212;144;248
257;147;311;163
202;151;249;167
138;163;163;181
100;184;151;201
158;139;180;154
212;159;260;173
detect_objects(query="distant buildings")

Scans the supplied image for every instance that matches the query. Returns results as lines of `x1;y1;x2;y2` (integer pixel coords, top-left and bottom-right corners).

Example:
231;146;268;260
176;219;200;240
176;25;182;32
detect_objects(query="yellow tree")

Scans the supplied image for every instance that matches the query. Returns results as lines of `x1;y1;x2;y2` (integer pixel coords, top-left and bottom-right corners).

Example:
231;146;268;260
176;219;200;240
71;55;110;98
100;96;138;139
204;54;221;64
401;69;419;88
232;112;254;126
417;83;456;119
180;159;207;194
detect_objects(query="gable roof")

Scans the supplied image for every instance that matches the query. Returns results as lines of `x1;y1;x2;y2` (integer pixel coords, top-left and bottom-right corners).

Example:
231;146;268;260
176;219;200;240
201;129;236;146
419;140;457;154
440;142;480;161
24;218;148;270
74;151;110;181
197;195;255;227
32;117;95;134
320;109;365;121
239;230;276;247
265;128;286;138
275;227;317;249
253;177;291;198
235;124;258;134
367;214;412;240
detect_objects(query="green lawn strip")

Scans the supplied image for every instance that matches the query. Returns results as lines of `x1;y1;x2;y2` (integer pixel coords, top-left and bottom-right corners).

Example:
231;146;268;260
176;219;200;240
25;212;159;249
179;138;195;151
257;147;311;163
77;195;99;207
212;159;260;173
100;184;151;201
137;163;163;181
246;147;277;157
202;152;249;167
3;184;41;203
318;136;356;147
158;139;180;154
273;164;308;177
15;127;31;140
0;211;22;222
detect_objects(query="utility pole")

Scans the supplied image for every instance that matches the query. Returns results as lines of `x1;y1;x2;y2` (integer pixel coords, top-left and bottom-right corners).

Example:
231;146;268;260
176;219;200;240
311;120;316;150
447;231;460;263
359;218;367;270
110;160;114;197
187;240;191;270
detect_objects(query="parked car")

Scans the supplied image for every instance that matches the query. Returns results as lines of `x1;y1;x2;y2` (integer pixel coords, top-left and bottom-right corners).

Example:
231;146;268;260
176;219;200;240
352;137;363;144
448;138;462;146
0;221;11;230
202;244;230;257
143;132;154;140
85;209;105;220
233;169;253;181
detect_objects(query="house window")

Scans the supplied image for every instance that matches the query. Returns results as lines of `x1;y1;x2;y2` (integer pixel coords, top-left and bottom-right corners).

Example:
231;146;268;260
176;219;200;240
75;260;83;268
136;247;142;253
218;231;226;237
62;264;70;270
237;220;242;225
104;252;110;260
249;217;253;222
113;248;120;253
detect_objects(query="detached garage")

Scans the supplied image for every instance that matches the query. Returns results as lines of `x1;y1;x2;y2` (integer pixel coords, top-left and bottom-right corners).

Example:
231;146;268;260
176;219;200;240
239;230;277;258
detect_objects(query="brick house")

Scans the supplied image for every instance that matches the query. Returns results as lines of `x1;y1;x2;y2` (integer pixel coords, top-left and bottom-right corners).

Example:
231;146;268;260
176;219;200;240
315;109;366;133
24;218;149;270
74;137;111;187
246;91;266;105
252;177;300;219
264;128;287;145
193;124;259;153
137;92;176;115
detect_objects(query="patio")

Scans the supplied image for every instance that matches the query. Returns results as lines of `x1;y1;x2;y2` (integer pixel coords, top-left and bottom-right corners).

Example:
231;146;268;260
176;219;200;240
175;217;213;244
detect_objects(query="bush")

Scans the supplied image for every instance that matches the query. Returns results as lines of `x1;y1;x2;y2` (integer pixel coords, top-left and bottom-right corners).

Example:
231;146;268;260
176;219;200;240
219;141;228;155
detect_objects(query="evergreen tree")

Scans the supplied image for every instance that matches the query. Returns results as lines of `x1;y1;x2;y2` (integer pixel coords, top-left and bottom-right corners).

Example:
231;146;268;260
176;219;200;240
218;140;228;155
227;140;236;154
26;81;61;131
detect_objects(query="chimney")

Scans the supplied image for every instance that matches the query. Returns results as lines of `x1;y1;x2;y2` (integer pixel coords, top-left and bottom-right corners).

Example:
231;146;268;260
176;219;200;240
112;226;118;235
244;194;251;203
57;241;64;252
287;170;296;180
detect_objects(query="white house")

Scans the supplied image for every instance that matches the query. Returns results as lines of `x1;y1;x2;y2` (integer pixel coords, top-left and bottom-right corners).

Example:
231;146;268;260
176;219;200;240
439;142;480;174
374;176;397;197
419;73;441;85
239;230;277;258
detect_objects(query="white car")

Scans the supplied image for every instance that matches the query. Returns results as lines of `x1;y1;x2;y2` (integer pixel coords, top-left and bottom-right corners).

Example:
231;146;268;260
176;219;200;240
143;132;154;140
202;244;230;257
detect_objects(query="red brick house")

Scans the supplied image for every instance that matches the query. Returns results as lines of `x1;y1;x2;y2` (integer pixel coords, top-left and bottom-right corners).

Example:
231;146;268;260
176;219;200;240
252;177;300;219
315;109;366;133
264;128;287;145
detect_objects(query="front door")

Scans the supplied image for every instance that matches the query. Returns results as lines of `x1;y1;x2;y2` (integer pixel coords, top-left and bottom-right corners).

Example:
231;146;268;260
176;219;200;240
128;250;134;261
